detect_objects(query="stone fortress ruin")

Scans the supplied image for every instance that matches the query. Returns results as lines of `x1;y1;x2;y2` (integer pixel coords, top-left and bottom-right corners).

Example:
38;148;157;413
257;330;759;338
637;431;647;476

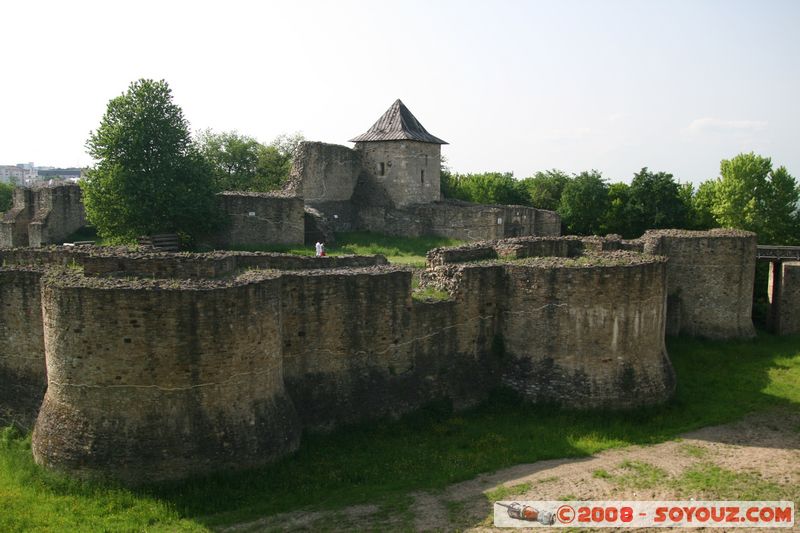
0;229;773;486
0;100;559;250
219;99;562;248
1;182;86;248
0;101;798;487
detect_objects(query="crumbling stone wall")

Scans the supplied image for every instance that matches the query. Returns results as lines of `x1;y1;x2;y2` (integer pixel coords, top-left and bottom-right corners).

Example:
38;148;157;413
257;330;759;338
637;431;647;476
640;229;756;339
0;184;85;247
357;202;561;241
0;188;35;247
500;254;674;409
0;268;46;429
214;191;304;247
425;235;620;266
0;229;765;485
769;261;800;335
32;272;301;485
0;245;386;279
287;142;362;204
279;265;503;430
286;142;561;241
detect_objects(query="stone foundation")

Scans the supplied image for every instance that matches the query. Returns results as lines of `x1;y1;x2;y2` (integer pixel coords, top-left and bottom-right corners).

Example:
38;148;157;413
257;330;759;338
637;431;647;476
0;230;764;485
0;184;85;248
640;229;756;339
769;261;800;335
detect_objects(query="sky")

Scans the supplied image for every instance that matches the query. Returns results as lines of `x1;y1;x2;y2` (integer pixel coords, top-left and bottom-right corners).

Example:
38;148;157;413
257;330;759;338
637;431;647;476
1;0;798;184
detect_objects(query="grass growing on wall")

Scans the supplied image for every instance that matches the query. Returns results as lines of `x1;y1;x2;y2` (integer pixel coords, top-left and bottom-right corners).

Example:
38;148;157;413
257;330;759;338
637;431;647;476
231;231;464;267
1;333;798;531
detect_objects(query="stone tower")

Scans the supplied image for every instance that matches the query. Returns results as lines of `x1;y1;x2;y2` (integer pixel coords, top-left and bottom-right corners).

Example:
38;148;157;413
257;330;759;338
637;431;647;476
350;99;447;208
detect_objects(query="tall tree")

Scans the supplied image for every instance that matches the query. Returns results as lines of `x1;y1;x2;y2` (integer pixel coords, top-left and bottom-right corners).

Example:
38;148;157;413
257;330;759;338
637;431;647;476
197;130;303;192
760;166;800;244
711;152;799;244
440;172;529;205
82;79;218;243
626;167;688;237
519;169;570;211
602;182;632;236
558;170;609;235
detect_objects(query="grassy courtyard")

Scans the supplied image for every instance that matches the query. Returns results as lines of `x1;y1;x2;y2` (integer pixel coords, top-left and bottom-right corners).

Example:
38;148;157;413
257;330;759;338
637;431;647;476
1;333;798;531
224;231;464;267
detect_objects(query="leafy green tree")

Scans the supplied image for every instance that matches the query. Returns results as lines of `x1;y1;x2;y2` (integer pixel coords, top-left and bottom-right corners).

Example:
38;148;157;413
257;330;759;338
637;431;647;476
558;170;610;235
760;166;800;244
519;169;570;211
440;172;529;205
0;182;14;212
711;152;799;244
602;182;631;236
197;130;303;192
82;79;218;243
626;168;688;237
684;180;719;230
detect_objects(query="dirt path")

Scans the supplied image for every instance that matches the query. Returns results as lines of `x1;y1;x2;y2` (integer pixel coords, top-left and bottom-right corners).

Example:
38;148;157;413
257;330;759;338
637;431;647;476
222;409;800;532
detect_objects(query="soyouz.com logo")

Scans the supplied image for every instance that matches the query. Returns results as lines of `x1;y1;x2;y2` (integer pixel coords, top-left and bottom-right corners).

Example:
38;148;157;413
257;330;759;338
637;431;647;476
493;501;795;528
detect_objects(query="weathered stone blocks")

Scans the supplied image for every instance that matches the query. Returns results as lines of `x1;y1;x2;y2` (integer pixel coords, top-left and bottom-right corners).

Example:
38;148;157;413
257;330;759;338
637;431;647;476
769;261;800;335
0;184;86;248
214;192;304;247
642;229;756;339
500;255;674;409
0;268;46;429
0;230;766;485
32;273;300;485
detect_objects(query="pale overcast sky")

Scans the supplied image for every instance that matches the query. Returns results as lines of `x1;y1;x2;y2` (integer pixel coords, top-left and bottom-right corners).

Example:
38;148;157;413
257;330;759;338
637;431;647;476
1;0;798;184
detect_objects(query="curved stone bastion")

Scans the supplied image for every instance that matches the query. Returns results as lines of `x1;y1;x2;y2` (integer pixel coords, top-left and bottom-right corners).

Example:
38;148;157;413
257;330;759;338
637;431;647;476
32;271;301;485
0;229;758;485
500;254;673;408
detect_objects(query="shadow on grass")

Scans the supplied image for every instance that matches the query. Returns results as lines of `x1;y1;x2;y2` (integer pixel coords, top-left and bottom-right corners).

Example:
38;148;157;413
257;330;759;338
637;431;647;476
134;332;800;528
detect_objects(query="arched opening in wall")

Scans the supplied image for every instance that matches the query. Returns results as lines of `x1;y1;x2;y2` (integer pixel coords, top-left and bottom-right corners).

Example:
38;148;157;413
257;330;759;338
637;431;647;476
379;162;385;176
420;169;425;183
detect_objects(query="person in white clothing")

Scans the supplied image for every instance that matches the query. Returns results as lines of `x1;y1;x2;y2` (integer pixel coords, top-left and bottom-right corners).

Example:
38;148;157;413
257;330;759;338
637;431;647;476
315;241;322;256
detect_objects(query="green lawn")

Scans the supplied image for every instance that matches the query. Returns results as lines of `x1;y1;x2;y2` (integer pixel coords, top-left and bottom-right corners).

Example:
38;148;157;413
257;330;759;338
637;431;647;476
1;333;798;531
228;231;464;267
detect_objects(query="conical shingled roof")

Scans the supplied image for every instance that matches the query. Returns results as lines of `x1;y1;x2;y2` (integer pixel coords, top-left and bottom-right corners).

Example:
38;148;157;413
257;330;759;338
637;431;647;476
349;99;447;144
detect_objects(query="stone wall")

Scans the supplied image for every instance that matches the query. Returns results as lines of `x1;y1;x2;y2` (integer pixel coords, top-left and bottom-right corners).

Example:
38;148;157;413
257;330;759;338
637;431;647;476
0;246;387;279
32;272;301;485
287;142;362;204
0;268;46;429
29;184;86;246
426;235;608;266
0;229;767;485
357;202;562;242
0;188;35;247
640;229;756;339
214;192;304;247
0;184;85;248
355;140;441;208
279;266;503;430
284;141;561;242
769;261;800;335
500;254;674;409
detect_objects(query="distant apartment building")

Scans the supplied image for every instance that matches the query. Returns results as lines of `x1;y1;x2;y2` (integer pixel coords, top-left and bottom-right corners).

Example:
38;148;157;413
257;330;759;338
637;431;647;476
0;164;84;185
0;163;38;185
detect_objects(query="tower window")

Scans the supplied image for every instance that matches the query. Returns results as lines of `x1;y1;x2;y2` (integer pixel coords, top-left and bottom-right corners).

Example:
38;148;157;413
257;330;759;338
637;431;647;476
379;162;385;176
421;169;425;183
